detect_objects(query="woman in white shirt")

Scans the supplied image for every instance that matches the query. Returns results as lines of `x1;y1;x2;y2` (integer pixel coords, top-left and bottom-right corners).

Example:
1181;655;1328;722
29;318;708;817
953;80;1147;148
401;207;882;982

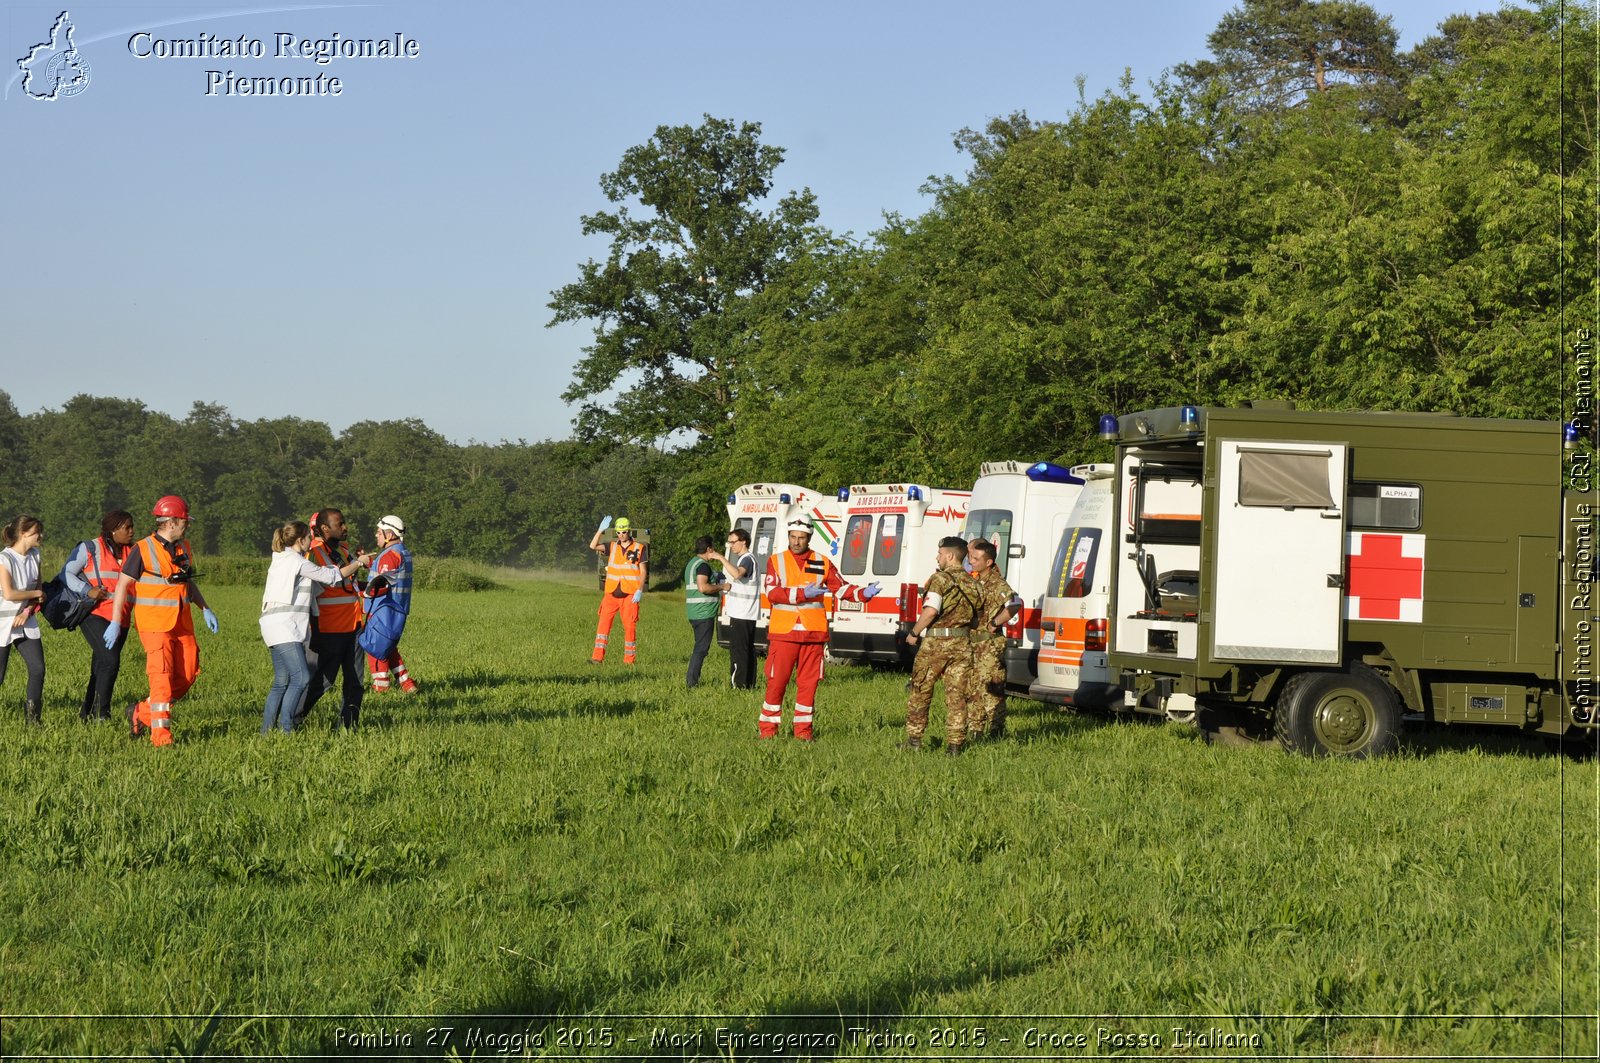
260;520;370;734
0;515;47;726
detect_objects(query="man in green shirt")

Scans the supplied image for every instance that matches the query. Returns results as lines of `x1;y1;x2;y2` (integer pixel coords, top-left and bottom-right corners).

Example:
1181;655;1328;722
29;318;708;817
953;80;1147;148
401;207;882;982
683;535;726;688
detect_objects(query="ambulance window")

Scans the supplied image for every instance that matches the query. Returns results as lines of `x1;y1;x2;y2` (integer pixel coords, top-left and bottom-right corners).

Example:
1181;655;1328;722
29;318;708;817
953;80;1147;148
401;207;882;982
964;509;1014;577
872;514;905;576
1049;526;1101;598
840;515;873;576
1237;449;1335;508
754;518;776;572
1349;482;1421;529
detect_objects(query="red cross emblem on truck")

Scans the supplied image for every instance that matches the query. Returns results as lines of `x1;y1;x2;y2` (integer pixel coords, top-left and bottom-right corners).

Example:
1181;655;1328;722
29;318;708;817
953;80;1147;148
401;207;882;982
1345;532;1425;623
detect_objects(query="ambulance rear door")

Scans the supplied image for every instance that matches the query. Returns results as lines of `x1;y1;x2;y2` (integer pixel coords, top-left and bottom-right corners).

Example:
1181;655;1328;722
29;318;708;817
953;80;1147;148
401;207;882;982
1211;439;1348;665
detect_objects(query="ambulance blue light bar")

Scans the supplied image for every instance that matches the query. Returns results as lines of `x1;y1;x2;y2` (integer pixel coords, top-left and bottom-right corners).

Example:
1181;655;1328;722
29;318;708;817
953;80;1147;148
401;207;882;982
1026;461;1085;485
908;486;923;501
838;488;850;501
779;493;791;503
727;494;737;505
1098;414;1119;441
1180;405;1201;433
1566;423;1582;450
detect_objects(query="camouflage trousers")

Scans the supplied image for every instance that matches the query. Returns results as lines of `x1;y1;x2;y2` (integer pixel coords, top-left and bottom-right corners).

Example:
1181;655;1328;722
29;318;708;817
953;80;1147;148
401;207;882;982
905;635;976;747
968;637;1007;736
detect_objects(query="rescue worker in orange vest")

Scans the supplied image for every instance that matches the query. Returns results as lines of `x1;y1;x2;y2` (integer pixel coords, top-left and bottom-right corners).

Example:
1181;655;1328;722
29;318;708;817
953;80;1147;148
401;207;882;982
761;518;881;740
104;495;218;747
296;508;374;729
589;515;648;665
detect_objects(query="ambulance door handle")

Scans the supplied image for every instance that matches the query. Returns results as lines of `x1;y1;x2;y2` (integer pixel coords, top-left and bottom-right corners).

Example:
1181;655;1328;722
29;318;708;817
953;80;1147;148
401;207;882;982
1327;574;1344;588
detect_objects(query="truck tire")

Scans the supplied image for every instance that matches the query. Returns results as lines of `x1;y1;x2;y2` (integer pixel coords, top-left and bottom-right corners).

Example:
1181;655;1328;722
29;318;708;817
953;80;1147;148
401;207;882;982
1273;664;1401;758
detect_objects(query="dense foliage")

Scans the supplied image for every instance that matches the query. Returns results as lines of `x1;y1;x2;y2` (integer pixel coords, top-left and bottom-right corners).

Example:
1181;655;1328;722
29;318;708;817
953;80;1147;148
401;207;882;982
4;1;1592;581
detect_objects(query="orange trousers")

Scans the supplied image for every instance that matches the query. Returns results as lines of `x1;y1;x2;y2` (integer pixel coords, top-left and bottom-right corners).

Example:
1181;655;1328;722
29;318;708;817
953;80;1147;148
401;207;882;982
592;593;639;663
133;627;199;747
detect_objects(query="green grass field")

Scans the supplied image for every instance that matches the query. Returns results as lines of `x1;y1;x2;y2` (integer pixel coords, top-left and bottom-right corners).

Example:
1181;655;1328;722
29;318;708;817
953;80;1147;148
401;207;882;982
1;574;1595;1059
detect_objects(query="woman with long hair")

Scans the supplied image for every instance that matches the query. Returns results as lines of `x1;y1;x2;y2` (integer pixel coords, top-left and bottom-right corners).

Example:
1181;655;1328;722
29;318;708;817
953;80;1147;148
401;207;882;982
0;515;47;726
259;520;369;734
62;510;136;722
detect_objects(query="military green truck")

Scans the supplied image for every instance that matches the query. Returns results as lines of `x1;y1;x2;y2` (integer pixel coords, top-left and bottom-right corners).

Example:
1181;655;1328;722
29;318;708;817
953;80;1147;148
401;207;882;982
1101;403;1596;757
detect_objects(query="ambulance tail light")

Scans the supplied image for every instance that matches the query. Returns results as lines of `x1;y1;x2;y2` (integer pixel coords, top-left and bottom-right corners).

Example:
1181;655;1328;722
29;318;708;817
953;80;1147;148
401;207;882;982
898;583;919;623
1085;618;1107;652
1005;612;1024;639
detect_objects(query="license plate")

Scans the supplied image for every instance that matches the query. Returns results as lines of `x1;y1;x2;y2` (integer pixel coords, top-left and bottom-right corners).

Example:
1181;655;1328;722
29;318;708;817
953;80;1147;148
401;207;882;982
837;599;863;611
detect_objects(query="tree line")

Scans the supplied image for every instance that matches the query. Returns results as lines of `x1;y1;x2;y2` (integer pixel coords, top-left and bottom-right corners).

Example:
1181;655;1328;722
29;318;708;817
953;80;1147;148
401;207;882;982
5;1;1594;581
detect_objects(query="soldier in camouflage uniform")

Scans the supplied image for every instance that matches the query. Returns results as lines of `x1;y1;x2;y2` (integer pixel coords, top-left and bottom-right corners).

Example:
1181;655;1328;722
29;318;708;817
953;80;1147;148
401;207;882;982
967;537;1022;739
900;536;983;755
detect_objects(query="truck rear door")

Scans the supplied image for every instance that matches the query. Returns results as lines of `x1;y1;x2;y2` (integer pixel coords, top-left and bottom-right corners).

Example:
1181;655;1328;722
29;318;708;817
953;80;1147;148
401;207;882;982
1212;440;1347;665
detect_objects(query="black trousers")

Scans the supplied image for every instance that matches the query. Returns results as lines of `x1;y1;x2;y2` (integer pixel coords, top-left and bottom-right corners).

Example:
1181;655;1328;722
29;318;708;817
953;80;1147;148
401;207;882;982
298;630;365;727
727;617;757;690
78;614;128;717
687;617;715;687
0;636;45;705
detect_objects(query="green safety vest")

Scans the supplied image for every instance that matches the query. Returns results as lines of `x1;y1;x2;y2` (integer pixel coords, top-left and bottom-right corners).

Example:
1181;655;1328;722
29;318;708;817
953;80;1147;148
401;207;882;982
683;557;719;620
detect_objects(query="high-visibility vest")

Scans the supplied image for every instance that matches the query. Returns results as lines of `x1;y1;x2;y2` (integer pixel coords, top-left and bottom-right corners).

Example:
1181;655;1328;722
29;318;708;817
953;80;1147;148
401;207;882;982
83;537;129;622
132;534;193;633
723;550;760;621
367;543;413;615
767;549;832;639
683;557;720;620
307;539;362;633
603;540;646;595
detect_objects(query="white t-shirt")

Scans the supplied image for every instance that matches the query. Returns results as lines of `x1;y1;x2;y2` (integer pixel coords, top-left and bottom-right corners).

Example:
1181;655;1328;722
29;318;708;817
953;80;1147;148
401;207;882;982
259;549;344;647
0;547;41;646
724;550;760;622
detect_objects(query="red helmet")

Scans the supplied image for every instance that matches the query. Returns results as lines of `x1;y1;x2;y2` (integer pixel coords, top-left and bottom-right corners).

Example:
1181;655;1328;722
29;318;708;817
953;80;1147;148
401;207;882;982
152;495;190;520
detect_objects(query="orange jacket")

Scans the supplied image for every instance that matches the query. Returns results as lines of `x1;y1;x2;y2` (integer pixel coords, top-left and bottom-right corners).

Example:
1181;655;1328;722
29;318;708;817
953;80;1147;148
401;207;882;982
765;548;865;643
83;537;129;622
603;540;646;595
131;534;193;634
307;539;362;633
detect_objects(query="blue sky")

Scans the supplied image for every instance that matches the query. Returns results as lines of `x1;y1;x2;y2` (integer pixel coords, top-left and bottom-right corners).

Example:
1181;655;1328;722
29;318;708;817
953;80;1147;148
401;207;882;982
3;0;1496;445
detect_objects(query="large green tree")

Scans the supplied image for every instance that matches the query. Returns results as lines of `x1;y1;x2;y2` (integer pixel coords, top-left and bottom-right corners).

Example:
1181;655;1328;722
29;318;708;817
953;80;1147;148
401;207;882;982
549;115;828;446
1177;0;1405;114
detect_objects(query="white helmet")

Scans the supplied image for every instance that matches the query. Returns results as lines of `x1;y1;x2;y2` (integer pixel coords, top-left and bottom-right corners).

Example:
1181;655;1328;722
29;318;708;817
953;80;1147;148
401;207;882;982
786;519;813;536
377;514;406;538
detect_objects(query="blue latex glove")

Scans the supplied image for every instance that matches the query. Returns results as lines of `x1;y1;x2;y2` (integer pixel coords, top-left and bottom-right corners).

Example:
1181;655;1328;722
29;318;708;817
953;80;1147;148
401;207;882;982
800;580;825;601
203;607;219;634
598;515;613;533
631;589;642;603
102;621;121;650
861;581;882;601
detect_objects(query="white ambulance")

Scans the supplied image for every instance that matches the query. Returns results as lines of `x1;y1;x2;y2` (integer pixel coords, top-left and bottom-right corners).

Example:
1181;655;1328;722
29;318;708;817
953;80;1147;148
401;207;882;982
1030;465;1121;708
720;483;843;651
962;461;1093;692
828;483;972;664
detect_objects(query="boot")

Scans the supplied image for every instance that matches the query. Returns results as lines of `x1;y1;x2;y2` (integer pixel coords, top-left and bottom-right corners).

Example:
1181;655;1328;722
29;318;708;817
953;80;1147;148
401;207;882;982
945;741;965;757
338;703;359;731
24;700;41;727
897;736;923;752
128;700;147;740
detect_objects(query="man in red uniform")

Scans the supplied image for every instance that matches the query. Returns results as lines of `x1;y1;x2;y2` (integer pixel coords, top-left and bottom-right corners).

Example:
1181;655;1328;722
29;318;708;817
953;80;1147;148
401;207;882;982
104;495;218;747
589;515;648;665
365;515;416;693
761;518;881;740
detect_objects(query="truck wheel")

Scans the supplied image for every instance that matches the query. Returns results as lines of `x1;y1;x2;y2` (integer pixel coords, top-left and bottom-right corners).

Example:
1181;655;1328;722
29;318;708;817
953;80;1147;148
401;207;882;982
1274;664;1401;758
